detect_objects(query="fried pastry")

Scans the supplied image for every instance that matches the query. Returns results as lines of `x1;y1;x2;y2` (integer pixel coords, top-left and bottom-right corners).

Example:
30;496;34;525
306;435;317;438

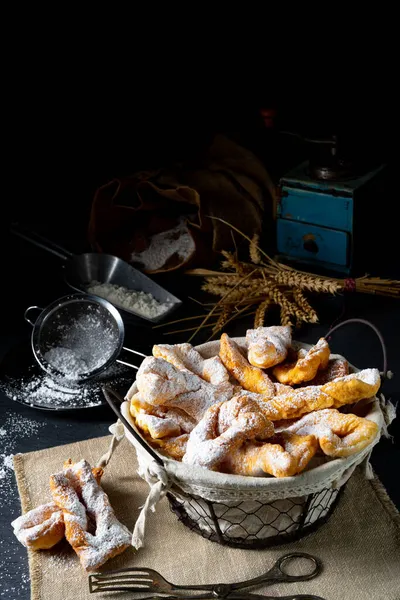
183;397;274;470
301;357;349;386
130;392;196;439
12;502;65;550
276;408;379;457
12;464;104;551
222;432;318;478
320;369;380;405
136;356;234;421
273;338;330;385
50;460;131;571
246;326;292;369
219;333;275;398
153;343;230;385
250;368;381;421
135;412;182;439
156;434;190;460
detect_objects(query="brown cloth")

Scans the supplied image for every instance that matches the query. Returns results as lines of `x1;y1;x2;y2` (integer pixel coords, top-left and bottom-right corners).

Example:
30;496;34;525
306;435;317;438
13;435;400;600
88;135;276;273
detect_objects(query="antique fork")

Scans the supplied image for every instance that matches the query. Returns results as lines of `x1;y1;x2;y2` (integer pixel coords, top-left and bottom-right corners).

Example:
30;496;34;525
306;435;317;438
88;552;325;600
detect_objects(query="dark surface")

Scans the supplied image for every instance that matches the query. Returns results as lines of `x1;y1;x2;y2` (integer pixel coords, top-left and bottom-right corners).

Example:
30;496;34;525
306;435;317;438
0;230;399;599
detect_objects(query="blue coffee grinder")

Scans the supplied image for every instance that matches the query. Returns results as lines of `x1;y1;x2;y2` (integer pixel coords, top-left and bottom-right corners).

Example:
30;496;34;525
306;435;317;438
276;135;385;275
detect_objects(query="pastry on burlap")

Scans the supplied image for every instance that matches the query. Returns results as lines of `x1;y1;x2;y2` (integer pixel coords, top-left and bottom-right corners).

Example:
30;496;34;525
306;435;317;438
13;435;400;600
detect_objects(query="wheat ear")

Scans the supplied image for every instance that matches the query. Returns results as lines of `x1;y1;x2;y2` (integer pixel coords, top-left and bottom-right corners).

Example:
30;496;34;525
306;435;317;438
254;298;272;328
293;289;319;323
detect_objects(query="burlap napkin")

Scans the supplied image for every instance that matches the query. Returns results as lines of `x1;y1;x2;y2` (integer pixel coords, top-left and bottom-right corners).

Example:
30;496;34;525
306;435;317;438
13;435;400;600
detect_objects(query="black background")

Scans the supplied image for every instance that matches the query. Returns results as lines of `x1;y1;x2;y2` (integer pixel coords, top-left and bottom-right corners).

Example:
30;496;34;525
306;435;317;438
1;47;399;598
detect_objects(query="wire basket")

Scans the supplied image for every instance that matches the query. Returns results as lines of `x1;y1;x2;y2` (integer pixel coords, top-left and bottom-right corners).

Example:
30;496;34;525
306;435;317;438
166;484;343;548
112;321;389;550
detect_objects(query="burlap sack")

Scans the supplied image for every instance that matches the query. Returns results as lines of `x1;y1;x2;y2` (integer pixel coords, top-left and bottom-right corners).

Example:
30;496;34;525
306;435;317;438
88;135;275;273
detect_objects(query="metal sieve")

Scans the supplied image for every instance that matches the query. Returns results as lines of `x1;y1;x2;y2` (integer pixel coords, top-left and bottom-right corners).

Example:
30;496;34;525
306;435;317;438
24;294;144;382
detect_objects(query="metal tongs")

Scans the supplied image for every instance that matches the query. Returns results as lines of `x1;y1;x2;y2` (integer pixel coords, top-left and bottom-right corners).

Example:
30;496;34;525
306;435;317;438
89;552;325;600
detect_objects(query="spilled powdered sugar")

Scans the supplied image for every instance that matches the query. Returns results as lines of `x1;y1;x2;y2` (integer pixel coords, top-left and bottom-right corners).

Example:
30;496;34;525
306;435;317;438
0;412;45;597
87;281;171;319
0;362;131;410
0;413;44;505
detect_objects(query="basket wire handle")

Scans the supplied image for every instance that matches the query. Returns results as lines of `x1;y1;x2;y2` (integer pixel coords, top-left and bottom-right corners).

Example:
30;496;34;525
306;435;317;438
325;318;388;377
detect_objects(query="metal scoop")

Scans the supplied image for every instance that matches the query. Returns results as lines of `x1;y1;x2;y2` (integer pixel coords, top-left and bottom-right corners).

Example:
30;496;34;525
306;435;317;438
12;226;182;323
24;294;145;382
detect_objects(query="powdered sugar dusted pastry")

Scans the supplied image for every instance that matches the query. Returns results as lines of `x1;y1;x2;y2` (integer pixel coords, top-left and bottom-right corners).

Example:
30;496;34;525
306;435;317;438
135;413;181;439
273;338;330;385
276;408;379;457
50;460;131;571
12;502;65;550
222;432;318;478
12;464;104;552
252;388;333;421
301;357;349;386
153;343;230;385
183;397;274;470
136;356;234;421
320;368;380;405
219;333;275;398
156;434;189;460
246;326;292;369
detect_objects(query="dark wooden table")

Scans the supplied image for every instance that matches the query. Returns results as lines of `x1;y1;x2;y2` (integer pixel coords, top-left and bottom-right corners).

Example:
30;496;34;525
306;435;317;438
1;231;399;598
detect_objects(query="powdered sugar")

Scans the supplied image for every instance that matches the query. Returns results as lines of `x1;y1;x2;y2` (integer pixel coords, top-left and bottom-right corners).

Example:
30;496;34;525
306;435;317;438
87;281;171;319
43;347;89;378
42;311;117;379
0;363;131;410
0;413;44;506
131;219;195;272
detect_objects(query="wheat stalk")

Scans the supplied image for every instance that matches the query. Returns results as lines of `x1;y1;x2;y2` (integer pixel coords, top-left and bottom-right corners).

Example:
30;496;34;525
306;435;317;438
212;307;231;334
273;271;341;294
293;289;319;323
254;298;272;328
280;305;294;327
249;234;262;264
172;219;400;340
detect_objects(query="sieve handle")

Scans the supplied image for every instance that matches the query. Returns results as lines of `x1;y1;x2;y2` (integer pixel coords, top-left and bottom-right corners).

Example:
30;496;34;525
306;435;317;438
11;225;74;261
24;305;43;327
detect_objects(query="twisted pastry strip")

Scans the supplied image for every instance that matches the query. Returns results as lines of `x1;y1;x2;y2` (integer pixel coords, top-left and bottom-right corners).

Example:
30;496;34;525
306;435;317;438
242;368;381;421
12;503;65;550
320;369;380;405
219;333;275;398
273;338;330;385
12;465;103;551
50;460;131;571
153;343;230;385
222;432;318;478
183;397;274;470
276;408;379;457
130;392;196;439
246;325;292;368
136;356;234;421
